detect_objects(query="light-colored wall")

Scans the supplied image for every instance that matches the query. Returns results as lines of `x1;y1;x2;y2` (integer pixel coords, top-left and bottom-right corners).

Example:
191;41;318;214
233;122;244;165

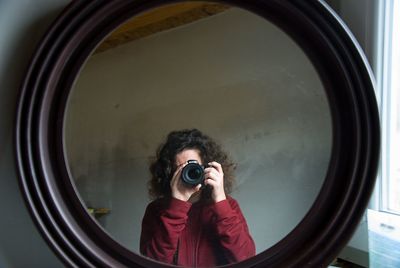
65;8;331;254
0;1;67;267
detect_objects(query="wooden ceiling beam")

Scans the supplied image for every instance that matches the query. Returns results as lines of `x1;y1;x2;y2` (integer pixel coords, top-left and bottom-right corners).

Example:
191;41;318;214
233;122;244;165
94;3;230;53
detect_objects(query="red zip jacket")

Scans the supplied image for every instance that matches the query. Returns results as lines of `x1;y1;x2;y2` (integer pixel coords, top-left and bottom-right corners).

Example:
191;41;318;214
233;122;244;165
140;196;255;267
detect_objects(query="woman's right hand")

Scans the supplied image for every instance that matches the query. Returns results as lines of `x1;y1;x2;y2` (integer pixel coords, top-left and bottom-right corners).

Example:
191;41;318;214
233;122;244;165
170;164;201;202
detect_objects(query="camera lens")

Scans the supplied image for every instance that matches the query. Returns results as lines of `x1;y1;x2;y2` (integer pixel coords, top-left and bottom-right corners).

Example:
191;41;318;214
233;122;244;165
188;168;202;180
181;161;204;186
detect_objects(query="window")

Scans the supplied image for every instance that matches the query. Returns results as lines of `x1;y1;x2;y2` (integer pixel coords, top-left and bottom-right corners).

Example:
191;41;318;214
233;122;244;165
379;0;400;215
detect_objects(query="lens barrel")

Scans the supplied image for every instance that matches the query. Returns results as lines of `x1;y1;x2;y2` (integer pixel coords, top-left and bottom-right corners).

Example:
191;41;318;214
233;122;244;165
181;160;204;186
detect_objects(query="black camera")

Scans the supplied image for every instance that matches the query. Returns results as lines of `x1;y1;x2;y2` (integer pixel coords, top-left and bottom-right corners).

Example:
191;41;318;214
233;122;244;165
181;160;206;186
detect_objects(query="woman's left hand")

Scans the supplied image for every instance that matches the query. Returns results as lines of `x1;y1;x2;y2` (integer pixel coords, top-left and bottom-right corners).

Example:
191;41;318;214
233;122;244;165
204;161;226;203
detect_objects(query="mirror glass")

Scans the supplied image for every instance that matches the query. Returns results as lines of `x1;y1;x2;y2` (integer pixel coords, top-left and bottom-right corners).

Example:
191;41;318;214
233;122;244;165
63;2;332;265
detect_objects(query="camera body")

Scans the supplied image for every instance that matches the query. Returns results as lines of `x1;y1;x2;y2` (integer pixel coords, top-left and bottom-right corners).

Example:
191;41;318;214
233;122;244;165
181;160;206;186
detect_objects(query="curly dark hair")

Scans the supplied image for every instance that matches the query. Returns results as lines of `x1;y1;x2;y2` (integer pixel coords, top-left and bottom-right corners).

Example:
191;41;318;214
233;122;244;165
148;129;236;200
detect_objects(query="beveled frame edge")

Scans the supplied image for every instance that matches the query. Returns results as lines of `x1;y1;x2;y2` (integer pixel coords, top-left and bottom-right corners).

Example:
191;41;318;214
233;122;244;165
15;0;380;267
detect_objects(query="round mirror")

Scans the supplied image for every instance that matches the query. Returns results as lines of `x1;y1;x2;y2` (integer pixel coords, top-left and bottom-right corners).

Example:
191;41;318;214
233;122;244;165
15;1;380;267
63;3;331;260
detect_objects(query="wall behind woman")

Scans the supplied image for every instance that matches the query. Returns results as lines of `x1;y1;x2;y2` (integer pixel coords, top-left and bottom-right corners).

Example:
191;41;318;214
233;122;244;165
65;7;331;254
0;1;67;267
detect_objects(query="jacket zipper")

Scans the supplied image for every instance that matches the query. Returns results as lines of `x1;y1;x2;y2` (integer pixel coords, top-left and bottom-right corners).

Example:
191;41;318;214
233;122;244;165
191;215;196;267
173;239;179;265
187;212;194;267
194;206;203;267
190;207;198;267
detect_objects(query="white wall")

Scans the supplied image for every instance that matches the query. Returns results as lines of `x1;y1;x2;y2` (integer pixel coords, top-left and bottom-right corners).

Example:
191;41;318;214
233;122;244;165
0;1;67;267
64;8;331;254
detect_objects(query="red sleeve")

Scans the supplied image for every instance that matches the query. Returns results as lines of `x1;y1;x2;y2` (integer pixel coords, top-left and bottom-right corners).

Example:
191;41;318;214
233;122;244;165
209;197;256;262
140;198;191;264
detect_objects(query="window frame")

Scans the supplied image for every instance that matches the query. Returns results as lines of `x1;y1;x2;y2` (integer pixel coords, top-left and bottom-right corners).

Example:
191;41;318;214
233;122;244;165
375;0;400;215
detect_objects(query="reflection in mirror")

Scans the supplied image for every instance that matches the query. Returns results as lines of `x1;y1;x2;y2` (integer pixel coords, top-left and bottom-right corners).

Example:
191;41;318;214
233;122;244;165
64;1;332;266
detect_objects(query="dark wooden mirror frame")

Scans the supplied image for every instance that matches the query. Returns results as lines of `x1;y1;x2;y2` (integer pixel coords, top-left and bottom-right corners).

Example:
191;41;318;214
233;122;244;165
15;0;380;267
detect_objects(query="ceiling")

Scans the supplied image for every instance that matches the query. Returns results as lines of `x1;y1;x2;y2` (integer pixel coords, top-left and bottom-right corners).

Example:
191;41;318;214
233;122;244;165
95;2;230;53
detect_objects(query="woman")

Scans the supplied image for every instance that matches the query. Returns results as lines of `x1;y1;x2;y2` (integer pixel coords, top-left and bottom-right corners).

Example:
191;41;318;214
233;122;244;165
140;129;255;267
